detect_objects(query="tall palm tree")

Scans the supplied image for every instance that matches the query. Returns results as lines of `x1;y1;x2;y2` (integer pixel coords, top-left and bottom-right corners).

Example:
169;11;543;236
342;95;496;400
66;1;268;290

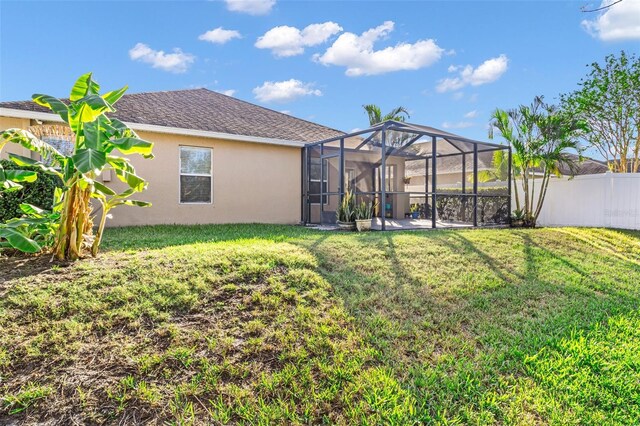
363;104;410;126
489;96;584;226
363;104;411;148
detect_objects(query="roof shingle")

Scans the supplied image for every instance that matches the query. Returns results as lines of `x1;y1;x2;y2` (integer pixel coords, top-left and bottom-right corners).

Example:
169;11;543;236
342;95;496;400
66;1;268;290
0;88;344;143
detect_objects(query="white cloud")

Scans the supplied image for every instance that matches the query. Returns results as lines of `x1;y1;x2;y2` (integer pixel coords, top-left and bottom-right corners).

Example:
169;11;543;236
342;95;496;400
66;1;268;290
129;43;195;73
581;0;640;41
217;89;236;96
199;27;241;44
253;79;322;103
436;54;508;92
225;0;275;15
464;110;478;118
255;22;342;57
452;91;464;101
279;110;292;115
442;121;474;129
314;21;444;76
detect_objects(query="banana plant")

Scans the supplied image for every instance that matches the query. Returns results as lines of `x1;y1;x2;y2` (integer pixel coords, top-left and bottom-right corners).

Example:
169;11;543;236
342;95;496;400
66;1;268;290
1;73;154;260
0;194;62;253
0;140;38;192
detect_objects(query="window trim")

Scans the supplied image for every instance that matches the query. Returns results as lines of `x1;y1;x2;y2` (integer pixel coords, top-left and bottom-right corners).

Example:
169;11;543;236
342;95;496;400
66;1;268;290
179;145;213;205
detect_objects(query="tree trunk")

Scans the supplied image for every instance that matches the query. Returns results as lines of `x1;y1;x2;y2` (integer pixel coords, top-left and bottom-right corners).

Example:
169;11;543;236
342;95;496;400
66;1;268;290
512;169;521;212
91;203;108;257
534;171;551;224
54;183;93;261
633;132;639;173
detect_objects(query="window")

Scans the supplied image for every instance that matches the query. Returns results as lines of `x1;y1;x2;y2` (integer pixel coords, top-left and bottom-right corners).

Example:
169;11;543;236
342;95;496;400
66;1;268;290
180;146;212;203
309;157;328;204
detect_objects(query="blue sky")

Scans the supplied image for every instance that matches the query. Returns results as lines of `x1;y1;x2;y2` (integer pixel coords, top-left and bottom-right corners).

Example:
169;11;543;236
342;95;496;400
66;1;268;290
1;0;639;143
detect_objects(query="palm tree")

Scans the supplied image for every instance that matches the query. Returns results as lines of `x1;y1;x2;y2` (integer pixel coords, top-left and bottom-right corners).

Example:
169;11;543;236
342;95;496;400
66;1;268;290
363;104;410;148
363;104;410;126
476;150;510;183
489;96;584;227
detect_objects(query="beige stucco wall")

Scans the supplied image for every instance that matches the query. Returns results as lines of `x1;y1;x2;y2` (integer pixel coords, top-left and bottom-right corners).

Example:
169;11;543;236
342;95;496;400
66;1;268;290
0;116;303;226
0;117;34;159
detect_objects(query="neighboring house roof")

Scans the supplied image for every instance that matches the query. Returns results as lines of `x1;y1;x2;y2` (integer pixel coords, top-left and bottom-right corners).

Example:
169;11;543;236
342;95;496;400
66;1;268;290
405;152;610;177
0;88;344;144
557;154;609;175
404;154;494;177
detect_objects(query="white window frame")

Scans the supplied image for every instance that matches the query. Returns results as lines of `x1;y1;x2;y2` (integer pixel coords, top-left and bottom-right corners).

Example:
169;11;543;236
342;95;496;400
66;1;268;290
179;145;213;205
309;157;328;205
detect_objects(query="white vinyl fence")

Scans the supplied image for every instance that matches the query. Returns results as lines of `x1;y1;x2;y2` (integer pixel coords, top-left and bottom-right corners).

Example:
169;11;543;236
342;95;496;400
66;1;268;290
522;173;640;230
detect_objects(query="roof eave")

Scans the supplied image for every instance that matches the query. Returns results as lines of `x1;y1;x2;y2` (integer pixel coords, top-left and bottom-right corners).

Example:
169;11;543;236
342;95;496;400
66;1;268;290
0;107;308;148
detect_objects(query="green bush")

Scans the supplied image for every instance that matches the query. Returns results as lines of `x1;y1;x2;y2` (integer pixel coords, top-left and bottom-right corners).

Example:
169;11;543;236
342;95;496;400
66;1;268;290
0;159;62;222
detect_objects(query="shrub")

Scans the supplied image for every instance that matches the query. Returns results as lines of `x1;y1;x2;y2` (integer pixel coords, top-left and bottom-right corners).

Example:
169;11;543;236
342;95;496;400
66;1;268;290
0;159;62;223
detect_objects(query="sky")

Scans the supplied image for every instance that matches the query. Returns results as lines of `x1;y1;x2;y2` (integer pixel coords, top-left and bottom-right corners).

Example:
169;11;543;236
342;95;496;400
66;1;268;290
1;0;639;144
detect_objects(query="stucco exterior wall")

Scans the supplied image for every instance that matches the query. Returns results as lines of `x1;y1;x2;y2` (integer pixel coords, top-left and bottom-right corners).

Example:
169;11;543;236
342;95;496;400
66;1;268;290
0;116;303;226
0;117;33;159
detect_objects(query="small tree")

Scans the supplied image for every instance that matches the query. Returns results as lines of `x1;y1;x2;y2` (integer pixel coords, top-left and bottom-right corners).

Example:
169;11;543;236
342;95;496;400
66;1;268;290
489;96;584;226
561;51;640;172
1;73;153;260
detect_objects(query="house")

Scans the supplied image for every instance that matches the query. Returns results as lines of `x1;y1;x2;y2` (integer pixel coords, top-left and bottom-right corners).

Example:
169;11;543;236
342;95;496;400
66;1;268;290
1;88;517;229
0;88;343;226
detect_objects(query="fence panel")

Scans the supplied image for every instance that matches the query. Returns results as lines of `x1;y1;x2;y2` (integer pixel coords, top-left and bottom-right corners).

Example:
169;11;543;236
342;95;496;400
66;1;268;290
524;173;640;230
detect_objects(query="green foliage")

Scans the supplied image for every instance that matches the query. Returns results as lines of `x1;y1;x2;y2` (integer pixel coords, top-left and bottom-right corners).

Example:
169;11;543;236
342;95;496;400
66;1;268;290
0;141;38;193
362;104;411;147
489;96;585;227
336;190;356;222
1;72;154;259
0;202;60;253
561;51;640;173
1;382;51;415
476;149;510;183
362;104;410;126
0;160;62;222
354;199;376;220
511;208;525;221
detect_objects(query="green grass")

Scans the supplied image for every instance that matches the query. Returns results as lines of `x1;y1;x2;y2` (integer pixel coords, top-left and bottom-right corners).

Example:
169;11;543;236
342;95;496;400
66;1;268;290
1;225;640;424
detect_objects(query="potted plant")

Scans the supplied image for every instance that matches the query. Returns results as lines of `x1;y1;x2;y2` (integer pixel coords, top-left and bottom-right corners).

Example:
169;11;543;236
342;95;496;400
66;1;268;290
354;200;376;232
410;203;421;219
511;209;525;227
336;190;356;230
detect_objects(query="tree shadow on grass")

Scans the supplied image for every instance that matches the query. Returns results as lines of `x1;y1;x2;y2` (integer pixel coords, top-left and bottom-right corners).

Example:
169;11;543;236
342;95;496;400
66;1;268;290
302;228;640;423
0;253;74;284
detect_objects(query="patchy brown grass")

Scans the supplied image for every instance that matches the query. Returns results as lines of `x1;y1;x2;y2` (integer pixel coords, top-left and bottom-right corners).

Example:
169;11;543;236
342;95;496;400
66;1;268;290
1;225;640;425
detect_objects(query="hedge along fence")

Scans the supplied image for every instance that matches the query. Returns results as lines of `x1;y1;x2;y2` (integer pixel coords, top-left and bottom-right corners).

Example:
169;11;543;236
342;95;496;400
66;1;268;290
0;159;63;222
435;187;510;224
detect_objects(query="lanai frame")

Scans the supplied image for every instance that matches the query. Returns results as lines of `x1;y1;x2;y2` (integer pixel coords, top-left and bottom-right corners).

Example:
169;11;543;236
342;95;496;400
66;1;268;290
301;120;512;230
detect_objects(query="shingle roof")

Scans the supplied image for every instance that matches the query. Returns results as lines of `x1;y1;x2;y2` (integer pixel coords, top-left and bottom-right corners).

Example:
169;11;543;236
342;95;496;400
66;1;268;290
404;154;494;176
557;154;609;175
405;152;610;177
0;88;344;143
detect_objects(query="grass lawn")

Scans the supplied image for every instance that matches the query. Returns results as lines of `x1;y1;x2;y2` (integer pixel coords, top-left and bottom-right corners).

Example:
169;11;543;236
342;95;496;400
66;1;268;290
1;225;640;425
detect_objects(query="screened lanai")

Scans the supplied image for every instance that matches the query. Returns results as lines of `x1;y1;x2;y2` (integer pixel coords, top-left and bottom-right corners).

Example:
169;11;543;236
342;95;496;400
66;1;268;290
301;120;512;230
